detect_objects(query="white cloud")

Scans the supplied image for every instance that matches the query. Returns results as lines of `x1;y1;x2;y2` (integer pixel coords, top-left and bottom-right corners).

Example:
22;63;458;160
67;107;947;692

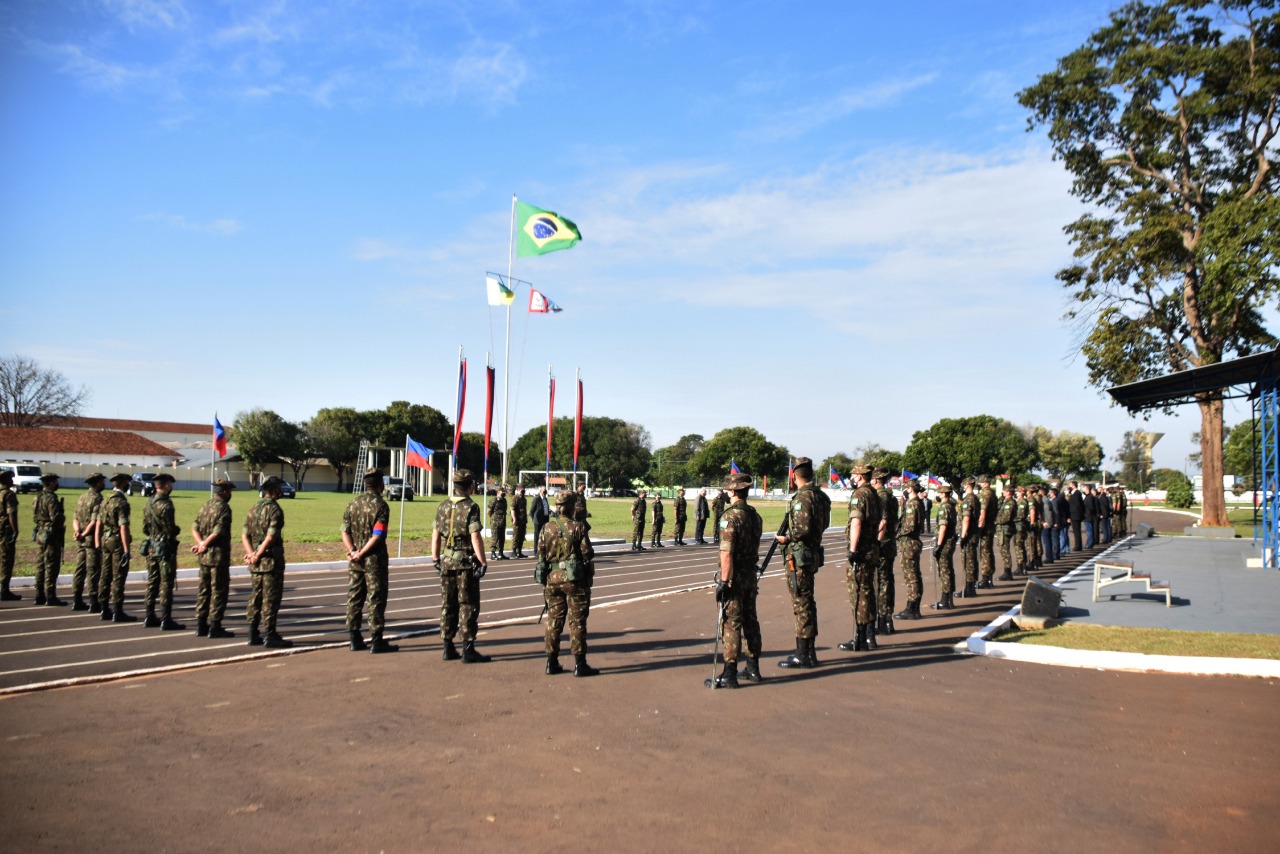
102;0;190;31
751;73;939;140
50;43;142;91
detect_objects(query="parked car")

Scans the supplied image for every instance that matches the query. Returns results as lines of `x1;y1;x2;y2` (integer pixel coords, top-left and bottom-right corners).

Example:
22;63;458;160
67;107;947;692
259;481;298;498
386;476;414;501
0;464;43;493
129;472;157;497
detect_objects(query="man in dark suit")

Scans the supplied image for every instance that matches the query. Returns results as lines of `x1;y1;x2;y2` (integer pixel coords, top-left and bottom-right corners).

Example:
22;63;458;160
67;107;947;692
531;486;551;551
1067;482;1085;551
1084;483;1100;548
1053;486;1070;555
694;488;710;544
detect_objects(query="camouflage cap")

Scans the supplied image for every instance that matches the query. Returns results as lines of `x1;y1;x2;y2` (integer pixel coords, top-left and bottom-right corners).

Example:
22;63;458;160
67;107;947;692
903;478;921;492
850;464;873;477
364;467;384;479
154;473;175;484
260;476;284;491
961;476;976;486
936;484;953;494
977;474;992;484
213;479;237;491
40;473;60;482
1003;483;1014;493
871;467;891;481
555;491;575;510
452;468;474;486
109;473;131;485
85;472;106;484
792;457;814;476
723;472;753;491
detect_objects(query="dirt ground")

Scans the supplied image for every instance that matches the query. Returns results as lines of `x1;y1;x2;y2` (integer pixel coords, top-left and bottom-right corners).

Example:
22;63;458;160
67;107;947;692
2;539;1277;852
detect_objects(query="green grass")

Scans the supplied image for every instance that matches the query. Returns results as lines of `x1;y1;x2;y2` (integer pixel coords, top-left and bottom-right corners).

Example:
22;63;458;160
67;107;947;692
999;623;1280;660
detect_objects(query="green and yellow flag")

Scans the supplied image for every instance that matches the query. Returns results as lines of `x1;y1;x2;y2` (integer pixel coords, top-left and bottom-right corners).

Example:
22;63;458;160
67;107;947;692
516;201;582;257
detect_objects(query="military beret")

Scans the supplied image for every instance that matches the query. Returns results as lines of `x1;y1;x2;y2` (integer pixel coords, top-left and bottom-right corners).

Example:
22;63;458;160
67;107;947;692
851;464;873;477
723;472;753;491
154;473;175;484
260;476;284;490
452;469;474;485
961;476;976;486
213;479;237;491
109;473;131;485
936;484;953;494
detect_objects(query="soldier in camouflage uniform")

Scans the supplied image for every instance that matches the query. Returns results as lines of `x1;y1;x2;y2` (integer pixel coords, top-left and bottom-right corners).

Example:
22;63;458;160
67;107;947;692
711;489;727;543
242;476;291;648
142;473;184;630
342;468;396;653
650;495;665;547
958;476;980;599
488;488;508;560
710;472;763;689
510;485;528;559
630;491;647;551
0;470;20;601
930;484;957;609
536;491;598;676
672;489;687;545
33;473;67;606
976;474;998;589
839;464;882;653
431;469;491;663
98;473;137;622
995;483;1017;582
191;479;236;638
872;467;898;636
894;478;925;620
71;473;105;611
776;458;830;669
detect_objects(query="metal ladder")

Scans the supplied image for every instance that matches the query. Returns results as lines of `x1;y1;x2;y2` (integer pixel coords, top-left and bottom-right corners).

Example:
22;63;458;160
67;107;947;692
353;440;370;494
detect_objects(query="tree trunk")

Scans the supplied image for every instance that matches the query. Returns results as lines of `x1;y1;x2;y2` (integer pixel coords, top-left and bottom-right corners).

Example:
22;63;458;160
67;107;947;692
1198;395;1228;527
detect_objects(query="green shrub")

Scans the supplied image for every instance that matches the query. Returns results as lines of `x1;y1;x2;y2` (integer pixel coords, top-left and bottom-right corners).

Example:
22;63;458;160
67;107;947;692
1166;478;1194;508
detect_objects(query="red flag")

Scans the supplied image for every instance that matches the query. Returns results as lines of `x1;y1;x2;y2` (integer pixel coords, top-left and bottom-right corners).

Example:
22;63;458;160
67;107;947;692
573;377;583;471
483;364;495;475
213;416;227;459
546;375;556;471
453;357;466;464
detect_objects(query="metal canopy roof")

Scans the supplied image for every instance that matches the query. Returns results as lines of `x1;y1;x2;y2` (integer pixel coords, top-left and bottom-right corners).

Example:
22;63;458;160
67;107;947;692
1107;347;1280;412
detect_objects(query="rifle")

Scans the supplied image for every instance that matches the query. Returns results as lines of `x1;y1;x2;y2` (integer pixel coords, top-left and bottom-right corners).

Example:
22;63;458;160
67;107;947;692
704;595;727;689
757;517;790;579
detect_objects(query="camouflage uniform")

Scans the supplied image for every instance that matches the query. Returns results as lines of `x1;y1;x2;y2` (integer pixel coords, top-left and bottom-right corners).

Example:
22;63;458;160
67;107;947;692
842;473;882;647
895;486;924;616
781;482;830;641
650;496;664;547
488;492;508;558
33;482;66;603
959;484;980;591
711;491;727;543
672;492;687;545
193;494;233;630
343;489;391;636
98;485;132;617
0;479;18;599
718;495;763;666
978;481;998;584
995;490;1017;580
244;495;287;637
537;504;595;661
143;490;180;621
932;489;958;606
511;489;528;557
435;494;484;644
875;480;898;628
630;494;647;550
72;481;104;609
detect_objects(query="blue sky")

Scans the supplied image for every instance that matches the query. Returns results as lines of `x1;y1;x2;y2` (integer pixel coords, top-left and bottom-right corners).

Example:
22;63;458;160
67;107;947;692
0;0;1258;475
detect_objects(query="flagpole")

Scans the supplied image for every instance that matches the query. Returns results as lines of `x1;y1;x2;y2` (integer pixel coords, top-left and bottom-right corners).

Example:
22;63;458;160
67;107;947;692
501;193;517;489
398;434;408;558
545;362;554;484
573;367;581;490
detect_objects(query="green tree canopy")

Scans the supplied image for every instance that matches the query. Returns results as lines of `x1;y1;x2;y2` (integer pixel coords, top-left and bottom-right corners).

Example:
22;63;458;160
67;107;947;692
902;415;1039;488
1018;0;1280;526
688;426;790;486
1223;419;1263;486
852;442;905;475
508;416;651;491
362;400;452;451
820;452;855;485
650;434;705;487
1033;427;1104;479
306;407;365;491
233;408;297;478
1150;467;1191;491
455;431;500;483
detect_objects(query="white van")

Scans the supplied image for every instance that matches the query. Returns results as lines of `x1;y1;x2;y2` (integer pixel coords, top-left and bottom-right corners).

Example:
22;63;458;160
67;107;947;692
0;464;44;493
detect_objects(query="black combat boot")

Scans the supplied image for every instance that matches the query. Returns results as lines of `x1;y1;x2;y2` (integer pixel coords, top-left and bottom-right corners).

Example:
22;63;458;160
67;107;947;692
112;608;137;623
997;570;1014;581
0;584;20;601
962;581;977;598
546;654;564;675
160;610;184;631
461;641;491;663
839;625;868;652
636;543;646;551
778;638;806;669
573;654;599;677
707;663;737;689
100;605;113;621
882;614;895;635
73;595;89;611
349;630;367;651
208;622;233;638
866;623;878;650
740;657;762;683
442;639;461;660
45;594;66;607
369;633;399;654
805;637;821;667
144;609;161;628
34;592;46;606
247;625;263;646
895;601;920;620
263;630;292;649
88;598;100;613
196;619;210;637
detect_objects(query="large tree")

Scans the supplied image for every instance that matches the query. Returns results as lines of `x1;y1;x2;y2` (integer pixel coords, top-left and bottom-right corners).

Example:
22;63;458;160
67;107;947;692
1223;418;1263;485
688;426;790;486
651;434;705;486
0;354;90;427
508;416;651;491
1018;1;1279;527
306;407;365;492
233;409;297;481
362;400;452;452
1032;427;1105;479
902;415;1039;488
851;442;905;475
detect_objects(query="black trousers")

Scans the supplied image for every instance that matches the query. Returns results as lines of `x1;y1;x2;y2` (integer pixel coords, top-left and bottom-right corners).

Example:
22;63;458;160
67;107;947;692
1070;520;1082;552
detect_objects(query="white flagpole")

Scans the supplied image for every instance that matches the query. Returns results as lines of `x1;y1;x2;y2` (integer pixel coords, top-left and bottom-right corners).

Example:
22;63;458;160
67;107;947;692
501;193;517;489
398;434;408;558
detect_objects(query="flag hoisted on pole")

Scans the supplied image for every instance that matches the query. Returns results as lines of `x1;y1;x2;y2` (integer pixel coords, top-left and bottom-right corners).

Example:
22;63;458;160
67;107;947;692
788;458;795;491
516;201;582;257
573;369;583;487
453;349;466;471
545;364;556;481
529;288;562;313
212;414;227;493
484;357;496;489
730;459;740;475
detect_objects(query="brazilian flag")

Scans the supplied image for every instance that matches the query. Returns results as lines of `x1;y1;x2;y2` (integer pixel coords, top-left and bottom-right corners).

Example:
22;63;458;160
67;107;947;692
516;201;582;257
